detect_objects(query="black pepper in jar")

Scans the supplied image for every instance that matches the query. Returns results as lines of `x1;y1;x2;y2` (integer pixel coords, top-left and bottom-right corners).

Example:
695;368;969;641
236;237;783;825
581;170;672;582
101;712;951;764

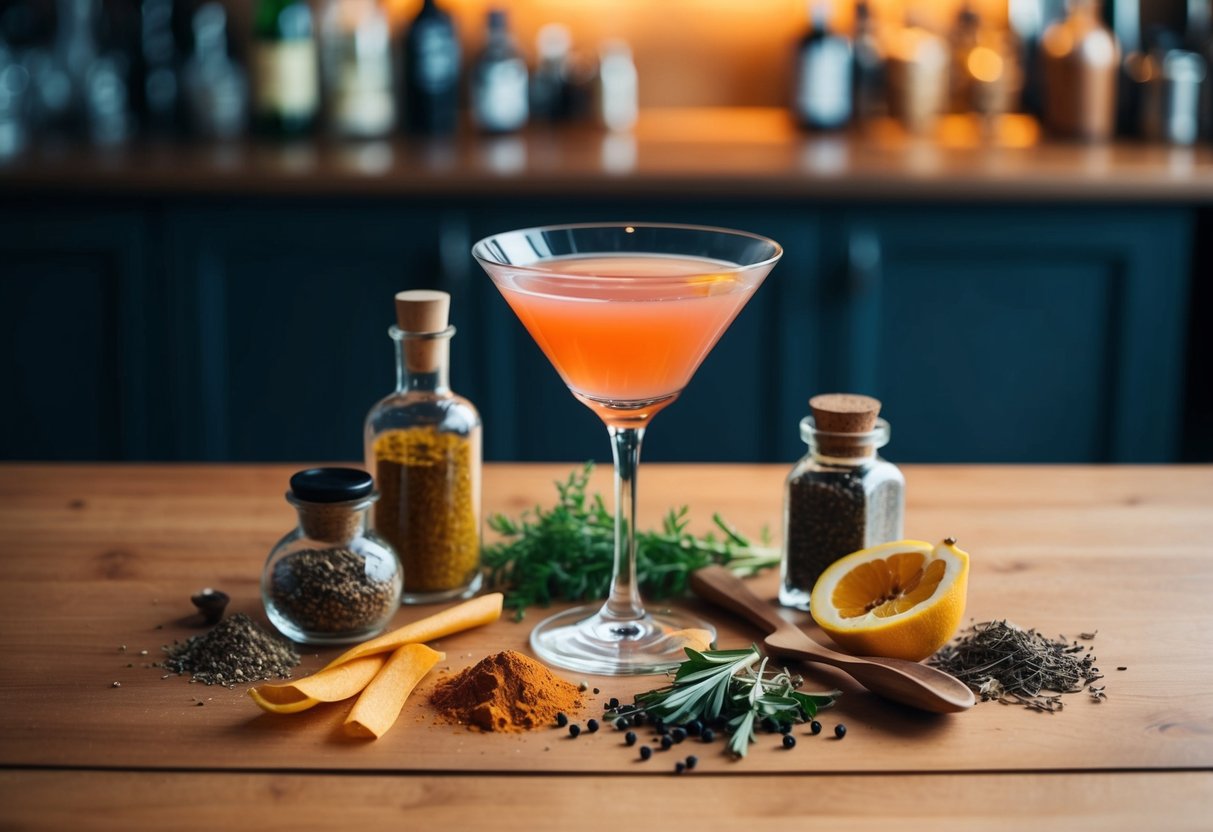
779;394;905;610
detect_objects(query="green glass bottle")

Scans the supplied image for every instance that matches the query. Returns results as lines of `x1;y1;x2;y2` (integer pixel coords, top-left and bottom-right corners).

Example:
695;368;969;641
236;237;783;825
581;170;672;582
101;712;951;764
251;0;320;137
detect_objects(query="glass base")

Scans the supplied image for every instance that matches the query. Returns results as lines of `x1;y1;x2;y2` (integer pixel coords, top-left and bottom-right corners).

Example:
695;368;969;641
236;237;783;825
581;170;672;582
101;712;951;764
529;604;717;675
778;584;812;611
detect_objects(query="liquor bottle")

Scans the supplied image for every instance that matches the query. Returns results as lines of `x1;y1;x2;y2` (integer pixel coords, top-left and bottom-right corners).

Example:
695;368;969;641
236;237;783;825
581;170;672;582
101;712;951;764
251;0;319;137
597;40;637;132
182;2;248;140
1041;0;1119;140
1101;0;1142;134
137;0;181;134
948;4;982;113
793;1;852;130
470;9;528;134
851;0;886;121
402;0;460;134
530;23;571;122
320;0;394;138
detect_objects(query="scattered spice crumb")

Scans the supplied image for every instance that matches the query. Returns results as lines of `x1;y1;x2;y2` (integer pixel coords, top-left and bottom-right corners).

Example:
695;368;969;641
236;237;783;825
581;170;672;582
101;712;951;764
1117;666;1127;671
139;650;148;656
1079;631;1098;640
111;681;121;688
118;645;126;652
578;681;588;692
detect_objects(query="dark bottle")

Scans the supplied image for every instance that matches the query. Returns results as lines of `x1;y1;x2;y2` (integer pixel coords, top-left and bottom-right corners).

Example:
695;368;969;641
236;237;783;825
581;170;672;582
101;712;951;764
402;0;460;135
851;0;886;121
137;0;180;134
470;9;528;134
251;0;319;137
530;23;571;122
793;2;852;130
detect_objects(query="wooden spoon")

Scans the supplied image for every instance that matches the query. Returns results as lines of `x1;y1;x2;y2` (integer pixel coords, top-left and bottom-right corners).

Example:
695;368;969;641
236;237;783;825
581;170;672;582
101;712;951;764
690;565;975;714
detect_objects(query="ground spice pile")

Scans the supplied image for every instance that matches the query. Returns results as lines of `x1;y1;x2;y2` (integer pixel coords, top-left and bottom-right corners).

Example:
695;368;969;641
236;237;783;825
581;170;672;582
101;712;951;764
930;620;1103;712
430;650;582;732
161;613;300;687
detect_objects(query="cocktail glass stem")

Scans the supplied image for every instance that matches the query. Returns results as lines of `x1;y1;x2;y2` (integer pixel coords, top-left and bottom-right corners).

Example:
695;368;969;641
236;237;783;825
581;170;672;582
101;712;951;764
603;425;645;623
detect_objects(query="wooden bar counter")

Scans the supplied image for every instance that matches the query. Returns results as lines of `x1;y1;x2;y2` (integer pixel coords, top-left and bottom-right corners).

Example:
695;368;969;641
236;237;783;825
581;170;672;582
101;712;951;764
4;109;1213;201
0;463;1210;829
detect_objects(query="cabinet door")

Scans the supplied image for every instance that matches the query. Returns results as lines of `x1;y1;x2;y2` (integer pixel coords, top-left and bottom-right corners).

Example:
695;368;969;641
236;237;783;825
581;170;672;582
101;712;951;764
468;203;821;464
0;208;150;460
823;208;1192;462
163;202;473;461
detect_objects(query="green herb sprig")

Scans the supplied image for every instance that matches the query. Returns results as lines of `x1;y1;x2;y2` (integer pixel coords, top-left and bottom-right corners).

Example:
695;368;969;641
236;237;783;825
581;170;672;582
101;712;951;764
482;463;780;620
608;646;840;757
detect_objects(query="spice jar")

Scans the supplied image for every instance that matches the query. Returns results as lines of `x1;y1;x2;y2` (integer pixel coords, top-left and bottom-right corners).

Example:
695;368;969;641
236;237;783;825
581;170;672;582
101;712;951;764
780;394;905;611
365;290;482;603
262;467;403;644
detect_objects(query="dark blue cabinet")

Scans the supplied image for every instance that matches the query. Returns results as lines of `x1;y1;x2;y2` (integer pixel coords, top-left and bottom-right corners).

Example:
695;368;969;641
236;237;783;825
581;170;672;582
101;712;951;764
820;208;1192;462
0;198;1200;463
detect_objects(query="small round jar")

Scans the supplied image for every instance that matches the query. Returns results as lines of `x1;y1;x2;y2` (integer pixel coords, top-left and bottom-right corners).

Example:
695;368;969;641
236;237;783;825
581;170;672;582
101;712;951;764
780;404;905;611
262;468;403;644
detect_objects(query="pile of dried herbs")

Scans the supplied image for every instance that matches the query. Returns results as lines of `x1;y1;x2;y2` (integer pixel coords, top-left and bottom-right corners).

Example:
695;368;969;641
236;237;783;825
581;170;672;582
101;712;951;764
160;613;300;687
929;620;1104;712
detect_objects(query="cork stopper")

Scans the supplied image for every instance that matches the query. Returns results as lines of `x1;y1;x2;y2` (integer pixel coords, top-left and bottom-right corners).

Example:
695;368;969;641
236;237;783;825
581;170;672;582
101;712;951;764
809;393;882;458
395;290;451;373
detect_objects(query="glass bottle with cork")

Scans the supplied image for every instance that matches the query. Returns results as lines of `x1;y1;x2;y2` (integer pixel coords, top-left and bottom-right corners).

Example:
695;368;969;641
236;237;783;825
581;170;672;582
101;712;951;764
262;467;403;644
780;393;904;610
365;290;482;604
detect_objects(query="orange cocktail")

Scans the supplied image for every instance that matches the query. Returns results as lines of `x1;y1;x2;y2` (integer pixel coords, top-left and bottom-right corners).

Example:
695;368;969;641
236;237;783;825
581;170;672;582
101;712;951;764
494;254;757;423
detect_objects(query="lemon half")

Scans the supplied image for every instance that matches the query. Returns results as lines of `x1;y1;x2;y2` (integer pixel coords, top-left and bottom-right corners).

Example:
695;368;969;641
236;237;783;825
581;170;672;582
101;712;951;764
809;538;969;662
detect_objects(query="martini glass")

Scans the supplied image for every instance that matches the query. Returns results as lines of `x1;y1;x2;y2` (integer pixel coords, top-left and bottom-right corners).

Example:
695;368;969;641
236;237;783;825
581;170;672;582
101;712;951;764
473;223;782;674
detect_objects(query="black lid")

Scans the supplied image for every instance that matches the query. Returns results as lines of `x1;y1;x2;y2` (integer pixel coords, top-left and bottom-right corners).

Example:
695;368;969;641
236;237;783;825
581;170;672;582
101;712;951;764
288;468;374;503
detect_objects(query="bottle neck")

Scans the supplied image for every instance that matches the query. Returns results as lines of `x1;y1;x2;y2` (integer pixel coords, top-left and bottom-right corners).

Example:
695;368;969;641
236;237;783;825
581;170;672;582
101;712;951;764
393;326;453;394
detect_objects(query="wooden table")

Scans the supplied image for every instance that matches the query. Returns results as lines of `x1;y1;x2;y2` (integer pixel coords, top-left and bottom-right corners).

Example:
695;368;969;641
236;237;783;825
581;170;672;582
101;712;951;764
1;464;1210;830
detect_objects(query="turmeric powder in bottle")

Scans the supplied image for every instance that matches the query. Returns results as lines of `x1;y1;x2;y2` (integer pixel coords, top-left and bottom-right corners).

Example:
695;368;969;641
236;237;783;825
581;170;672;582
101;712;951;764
365;291;482;603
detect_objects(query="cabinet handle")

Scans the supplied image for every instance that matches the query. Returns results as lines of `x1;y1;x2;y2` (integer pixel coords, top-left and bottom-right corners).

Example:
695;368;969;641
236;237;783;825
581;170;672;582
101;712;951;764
847;229;882;297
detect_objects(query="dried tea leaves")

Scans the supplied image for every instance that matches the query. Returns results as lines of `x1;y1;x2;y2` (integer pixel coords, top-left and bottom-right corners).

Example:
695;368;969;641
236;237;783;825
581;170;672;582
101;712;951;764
929;620;1104;712
161;613;300;687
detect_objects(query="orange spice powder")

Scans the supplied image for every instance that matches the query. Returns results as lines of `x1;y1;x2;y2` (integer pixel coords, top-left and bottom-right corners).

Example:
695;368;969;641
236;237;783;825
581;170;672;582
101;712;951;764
430;651;583;732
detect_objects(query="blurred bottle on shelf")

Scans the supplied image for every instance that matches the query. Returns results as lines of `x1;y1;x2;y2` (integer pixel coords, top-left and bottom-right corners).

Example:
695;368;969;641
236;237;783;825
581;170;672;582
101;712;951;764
401;0;460;135
949;4;1020;118
1138;33;1206;145
1009;0;1068;117
597;39;637;132
886;16;948;133
182;2;246;140
320;0;394;139
0;36;32;156
251;0;319;138
851;0;886;121
136;0;180;134
470;9;527;134
530;23;571;122
1041;0;1119;141
793;1;852;130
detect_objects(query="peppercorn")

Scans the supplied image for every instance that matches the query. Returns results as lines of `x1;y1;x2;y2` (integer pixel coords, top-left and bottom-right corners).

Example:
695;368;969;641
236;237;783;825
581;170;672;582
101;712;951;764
834;723;847;739
568;724;581;738
614;717;629;730
762;716;778;733
556;712;569;728
686;719;702;737
674;762;686;774
639;745;653;761
685;755;698;770
810;720;822;735
782;734;797;749
633;712;648;726
608;697;620;710
778;722;792;735
592;688;600;694
625;731;637;746
671;727;687;743
660;735;673;751
701;728;716;743
586;718;600;734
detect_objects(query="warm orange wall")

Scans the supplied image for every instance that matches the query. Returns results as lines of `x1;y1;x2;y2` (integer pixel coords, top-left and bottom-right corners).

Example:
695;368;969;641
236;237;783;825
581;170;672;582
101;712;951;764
378;0;1012;107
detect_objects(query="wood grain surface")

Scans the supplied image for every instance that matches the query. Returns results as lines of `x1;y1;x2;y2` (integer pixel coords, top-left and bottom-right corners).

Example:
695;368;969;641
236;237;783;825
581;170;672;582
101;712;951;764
1;463;1211;783
4;111;1213;201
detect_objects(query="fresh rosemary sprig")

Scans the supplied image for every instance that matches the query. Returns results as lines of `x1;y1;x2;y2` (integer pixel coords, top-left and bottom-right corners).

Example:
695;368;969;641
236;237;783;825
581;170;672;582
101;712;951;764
608;646;841;758
482;463;780;620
